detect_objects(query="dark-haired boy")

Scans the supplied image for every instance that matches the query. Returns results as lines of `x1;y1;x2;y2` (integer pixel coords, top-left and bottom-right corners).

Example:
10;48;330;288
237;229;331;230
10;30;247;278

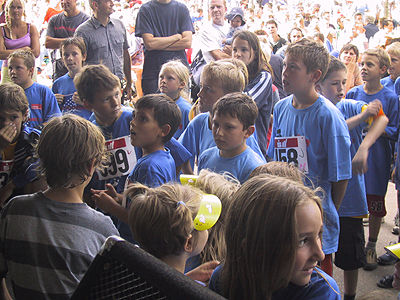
198;93;264;183
267;38;352;276
346;48;399;271
318;57;388;300
0;114;119;299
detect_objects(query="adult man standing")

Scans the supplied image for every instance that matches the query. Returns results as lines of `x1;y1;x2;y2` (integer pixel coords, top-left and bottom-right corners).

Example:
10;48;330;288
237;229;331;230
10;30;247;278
135;0;194;95
197;0;230;64
75;0;132;98
45;0;89;81
266;19;286;54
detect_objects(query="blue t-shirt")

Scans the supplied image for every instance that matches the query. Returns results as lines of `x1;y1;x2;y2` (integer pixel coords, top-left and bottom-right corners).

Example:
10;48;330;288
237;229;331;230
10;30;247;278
52;73;92;119
267;95;352;254
198;146;264;184
395;76;400;96
24;82;61;129
178;112;266;167
381;76;395;92
209;265;340;300
135;0;194;79
128;148;176;187
174;96;191;139
346;85;399;195
336;99;369;217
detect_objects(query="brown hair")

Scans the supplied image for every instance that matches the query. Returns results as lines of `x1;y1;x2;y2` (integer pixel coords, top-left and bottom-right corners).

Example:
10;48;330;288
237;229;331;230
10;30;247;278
363;48;391;69
60;36;87;58
36;114;107;188
0;82;29;114
127;183;203;259
339;43;360;61
249;161;304;182
8;49;35;69
222;174;322;300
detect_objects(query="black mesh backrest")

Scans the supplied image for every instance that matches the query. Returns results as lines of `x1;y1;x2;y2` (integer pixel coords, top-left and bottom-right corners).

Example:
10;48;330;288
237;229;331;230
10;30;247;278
71;236;226;300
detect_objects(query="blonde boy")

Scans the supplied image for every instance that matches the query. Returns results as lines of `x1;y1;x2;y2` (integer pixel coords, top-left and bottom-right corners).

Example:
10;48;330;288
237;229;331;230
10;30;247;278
381;42;400;91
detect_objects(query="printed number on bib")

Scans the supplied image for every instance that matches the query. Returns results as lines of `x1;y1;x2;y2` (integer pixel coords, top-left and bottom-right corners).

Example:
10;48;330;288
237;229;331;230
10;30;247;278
97;136;136;180
274;136;308;173
0;160;14;188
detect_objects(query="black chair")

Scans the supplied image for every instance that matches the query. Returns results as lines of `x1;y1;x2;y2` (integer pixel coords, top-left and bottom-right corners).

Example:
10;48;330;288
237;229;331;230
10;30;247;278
71;236;226;300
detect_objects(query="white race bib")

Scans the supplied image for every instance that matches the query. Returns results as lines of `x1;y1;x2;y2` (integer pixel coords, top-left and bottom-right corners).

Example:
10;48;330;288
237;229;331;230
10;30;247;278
0;160;14;188
274;136;308;173
97;136;137;180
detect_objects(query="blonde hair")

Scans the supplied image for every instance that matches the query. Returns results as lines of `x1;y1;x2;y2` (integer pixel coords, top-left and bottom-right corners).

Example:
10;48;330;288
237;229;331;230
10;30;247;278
36;114;107;188
249;161;304;183
159;60;190;100
5;0;25;28
363;48;391;69
222;174;322;300
127;183;203;259
387;42;400;58
195;169;240;263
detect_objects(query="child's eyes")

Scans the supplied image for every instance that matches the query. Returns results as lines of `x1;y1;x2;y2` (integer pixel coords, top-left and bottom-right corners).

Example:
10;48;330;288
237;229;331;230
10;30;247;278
298;238;307;247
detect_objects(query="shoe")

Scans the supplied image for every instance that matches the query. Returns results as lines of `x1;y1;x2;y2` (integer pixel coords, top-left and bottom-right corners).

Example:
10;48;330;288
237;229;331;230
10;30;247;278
377;274;394;288
377;252;398;265
393;226;399;235
364;248;378;271
395;212;399;227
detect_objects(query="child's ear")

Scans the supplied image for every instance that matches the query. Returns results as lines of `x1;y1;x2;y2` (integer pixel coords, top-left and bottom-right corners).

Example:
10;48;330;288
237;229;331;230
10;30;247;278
310;69;323;83
28;67;35;78
315;82;322;93
178;80;186;90
82;53;87;62
244;125;255;138
380;65;388;75
184;234;194;254
160;124;171;138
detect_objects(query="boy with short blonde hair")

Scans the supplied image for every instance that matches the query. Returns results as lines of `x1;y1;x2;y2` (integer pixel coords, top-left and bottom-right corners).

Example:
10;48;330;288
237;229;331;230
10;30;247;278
346;48;399;271
267;38;352;276
381;42;400;91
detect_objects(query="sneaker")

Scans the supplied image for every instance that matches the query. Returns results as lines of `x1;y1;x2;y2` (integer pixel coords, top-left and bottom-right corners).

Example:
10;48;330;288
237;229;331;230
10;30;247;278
377;274;394;289
377;252;398;265
364;248;378;271
393;226;399;235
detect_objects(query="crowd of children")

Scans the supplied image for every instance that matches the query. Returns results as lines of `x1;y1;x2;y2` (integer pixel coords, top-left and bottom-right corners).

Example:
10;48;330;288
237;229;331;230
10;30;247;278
1;5;400;298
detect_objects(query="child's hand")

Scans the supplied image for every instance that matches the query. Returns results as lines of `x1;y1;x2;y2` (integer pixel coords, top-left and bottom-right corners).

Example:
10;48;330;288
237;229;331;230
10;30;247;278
72;92;84;106
0;123;17;150
352;147;368;174
364;100;382;118
91;188;120;214
55;94;64;106
185;260;220;283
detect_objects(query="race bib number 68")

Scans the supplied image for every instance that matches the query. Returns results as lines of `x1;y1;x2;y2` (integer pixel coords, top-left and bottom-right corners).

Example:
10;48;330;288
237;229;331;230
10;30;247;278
274;136;308;173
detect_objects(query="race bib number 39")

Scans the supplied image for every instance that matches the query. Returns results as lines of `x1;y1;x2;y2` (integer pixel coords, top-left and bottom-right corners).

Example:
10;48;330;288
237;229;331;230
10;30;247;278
97;136;136;180
274;136;308;173
0;160;14;188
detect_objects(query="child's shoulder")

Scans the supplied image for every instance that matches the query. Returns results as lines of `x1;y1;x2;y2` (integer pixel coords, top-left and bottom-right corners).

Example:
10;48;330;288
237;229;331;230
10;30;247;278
306;268;341;299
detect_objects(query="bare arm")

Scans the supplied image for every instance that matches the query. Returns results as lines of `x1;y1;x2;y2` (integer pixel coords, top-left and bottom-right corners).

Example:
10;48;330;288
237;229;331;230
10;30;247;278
141;33;182;51
331;179;348;210
346;100;382;130
123;48;132;99
45;36;67;49
164;31;192;51
209;49;231;60
352;115;388;174
0;25;30;60
29;24;40;58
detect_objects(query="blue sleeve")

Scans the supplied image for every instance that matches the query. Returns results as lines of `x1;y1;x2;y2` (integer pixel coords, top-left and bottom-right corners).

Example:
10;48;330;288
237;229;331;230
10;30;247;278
208;265;223;294
178;121;199;157
135;6;154;36
43;87;61;122
384;93;399;140
133;163;166;188
246;136;267;163
307;269;341;300
165;138;193;167
395;77;400;96
266;119;276;159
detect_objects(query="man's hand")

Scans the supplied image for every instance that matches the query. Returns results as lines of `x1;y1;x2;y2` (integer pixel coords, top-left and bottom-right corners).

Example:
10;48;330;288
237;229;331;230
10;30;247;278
0;123;17;150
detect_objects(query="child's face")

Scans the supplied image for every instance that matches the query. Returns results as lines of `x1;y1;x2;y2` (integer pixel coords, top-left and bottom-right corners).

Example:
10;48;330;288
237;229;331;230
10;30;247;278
159;69;184;99
289;29;303;43
198;73;225;113
62;44;86;75
130;108;165;151
230;15;242;28
8;57;33;89
0;109;26;143
282;54;316;96
190;230;209;257
318;70;347;105
232;37;254;67
360;54;386;82
388;54;400;80
340;49;357;65
212;112;252;157
291;200;324;286
86;86;121;124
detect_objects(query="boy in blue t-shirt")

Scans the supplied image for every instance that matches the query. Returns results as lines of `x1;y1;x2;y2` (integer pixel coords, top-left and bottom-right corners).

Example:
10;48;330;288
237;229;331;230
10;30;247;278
8;49;61;129
346;48;399;271
267;38;352;276
380;42;400;92
318;57;388;300
52;37;92;119
198;92;264;184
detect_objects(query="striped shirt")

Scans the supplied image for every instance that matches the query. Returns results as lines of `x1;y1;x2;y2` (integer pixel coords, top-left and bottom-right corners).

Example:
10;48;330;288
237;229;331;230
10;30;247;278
0;192;119;299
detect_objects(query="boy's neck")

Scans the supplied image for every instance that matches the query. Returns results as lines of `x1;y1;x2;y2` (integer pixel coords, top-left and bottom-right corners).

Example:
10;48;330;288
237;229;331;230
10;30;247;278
94;110;122;127
68;70;80;79
43;185;85;204
161;254;189;274
220;143;247;158
142;144;165;157
21;79;34;90
363;80;383;95
292;90;319;109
